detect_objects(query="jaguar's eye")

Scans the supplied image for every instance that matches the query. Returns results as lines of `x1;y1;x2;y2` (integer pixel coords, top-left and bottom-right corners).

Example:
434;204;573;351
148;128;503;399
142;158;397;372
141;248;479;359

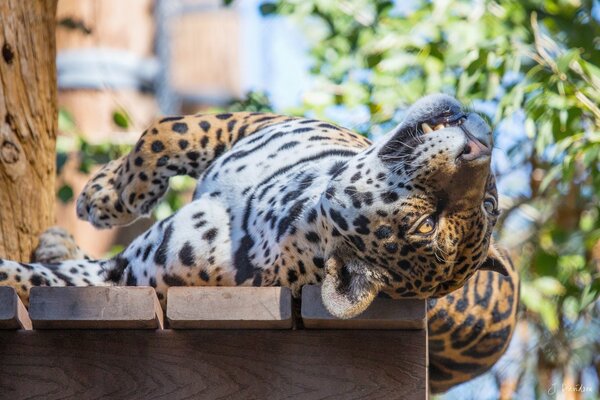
484;198;496;214
416;217;436;235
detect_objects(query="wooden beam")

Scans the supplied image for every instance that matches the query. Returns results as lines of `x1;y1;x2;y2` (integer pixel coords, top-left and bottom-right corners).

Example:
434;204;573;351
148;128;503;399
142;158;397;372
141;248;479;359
301;285;426;329
0;286;428;398
167;287;292;329
0;329;427;399
28;286;163;329
0;287;31;330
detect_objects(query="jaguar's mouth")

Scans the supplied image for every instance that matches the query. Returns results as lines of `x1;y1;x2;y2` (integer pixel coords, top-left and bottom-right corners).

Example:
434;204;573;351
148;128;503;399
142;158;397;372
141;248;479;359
417;112;491;162
378;94;493;170
419;113;467;135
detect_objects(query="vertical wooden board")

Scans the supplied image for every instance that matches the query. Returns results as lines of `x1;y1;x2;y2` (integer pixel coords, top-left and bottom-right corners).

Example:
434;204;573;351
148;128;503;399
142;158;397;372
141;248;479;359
301;285;427;329
170;9;241;98
29;286;163;329
167;287;292;329
54;0;159;257
0;287;31;330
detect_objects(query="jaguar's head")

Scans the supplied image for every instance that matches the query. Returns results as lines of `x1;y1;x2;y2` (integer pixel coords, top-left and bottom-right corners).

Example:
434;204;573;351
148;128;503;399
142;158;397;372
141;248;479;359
319;94;510;318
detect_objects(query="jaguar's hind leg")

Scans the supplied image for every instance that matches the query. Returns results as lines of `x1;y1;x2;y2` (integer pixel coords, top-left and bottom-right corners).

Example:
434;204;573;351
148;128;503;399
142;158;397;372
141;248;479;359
77;113;293;228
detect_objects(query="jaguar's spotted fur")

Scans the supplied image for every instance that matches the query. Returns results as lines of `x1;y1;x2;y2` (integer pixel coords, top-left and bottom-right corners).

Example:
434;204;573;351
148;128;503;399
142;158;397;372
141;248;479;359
0;94;519;392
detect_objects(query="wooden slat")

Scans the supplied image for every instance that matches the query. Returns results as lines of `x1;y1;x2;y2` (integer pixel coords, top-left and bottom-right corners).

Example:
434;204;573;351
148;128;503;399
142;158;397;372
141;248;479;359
0;287;32;330
167;287;292;329
0;329;427;399
29;286;163;329
301;285;426;329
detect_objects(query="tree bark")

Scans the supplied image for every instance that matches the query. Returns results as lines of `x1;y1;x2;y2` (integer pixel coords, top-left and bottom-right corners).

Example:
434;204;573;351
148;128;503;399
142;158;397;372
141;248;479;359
0;0;58;261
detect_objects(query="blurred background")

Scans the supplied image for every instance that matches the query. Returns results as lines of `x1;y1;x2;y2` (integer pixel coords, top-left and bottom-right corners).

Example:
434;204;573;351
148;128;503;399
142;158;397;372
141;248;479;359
53;0;599;398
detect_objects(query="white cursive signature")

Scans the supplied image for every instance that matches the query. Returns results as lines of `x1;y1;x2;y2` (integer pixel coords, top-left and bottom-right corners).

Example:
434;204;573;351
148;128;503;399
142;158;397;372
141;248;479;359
548;383;592;395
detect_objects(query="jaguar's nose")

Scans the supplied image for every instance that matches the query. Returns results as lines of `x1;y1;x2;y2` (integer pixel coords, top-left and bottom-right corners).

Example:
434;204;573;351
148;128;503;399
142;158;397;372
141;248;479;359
456;112;492;162
459;133;491;161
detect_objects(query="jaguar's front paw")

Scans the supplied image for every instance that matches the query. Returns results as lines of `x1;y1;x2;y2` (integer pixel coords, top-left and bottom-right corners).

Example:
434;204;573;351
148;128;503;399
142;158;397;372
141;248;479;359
76;158;139;228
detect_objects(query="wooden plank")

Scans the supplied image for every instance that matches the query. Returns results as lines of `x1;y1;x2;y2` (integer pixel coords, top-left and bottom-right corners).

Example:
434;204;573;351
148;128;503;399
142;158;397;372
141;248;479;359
0;287;32;330
0;329;427;399
167;287;292;329
301;285;426;329
29;286;163;329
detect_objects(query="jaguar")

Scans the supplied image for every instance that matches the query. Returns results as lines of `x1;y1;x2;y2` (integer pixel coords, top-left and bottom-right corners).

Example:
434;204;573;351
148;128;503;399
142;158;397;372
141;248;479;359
0;94;519;392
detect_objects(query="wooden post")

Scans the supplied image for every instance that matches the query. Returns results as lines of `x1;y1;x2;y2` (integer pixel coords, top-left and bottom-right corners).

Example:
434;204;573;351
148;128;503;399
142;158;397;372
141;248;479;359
0;0;58;261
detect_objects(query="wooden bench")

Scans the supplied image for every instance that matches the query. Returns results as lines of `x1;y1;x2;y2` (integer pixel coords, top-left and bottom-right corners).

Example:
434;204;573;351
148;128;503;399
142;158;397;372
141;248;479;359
0;285;428;399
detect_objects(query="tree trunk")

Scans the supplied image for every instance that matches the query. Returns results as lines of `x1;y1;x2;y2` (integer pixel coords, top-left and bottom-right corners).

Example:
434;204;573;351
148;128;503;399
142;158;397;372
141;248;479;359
0;0;58;261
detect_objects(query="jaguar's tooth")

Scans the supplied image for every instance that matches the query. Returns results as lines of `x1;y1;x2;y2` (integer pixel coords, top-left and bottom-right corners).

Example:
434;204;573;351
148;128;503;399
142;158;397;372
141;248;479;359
422;123;433;133
434;124;445;131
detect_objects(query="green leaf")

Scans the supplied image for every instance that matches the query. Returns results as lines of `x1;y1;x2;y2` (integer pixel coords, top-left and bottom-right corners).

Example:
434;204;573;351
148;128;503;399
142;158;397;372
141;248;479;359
57;185;74;204
556;48;580;74
259;2;278;16
104;245;125;259
112;109;131;129
56;152;68;175
539;301;559;332
366;53;382;68
579;281;600;311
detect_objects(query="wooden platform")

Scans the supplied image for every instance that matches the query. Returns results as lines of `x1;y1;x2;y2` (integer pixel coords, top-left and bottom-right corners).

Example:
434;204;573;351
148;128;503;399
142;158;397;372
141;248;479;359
0;285;428;400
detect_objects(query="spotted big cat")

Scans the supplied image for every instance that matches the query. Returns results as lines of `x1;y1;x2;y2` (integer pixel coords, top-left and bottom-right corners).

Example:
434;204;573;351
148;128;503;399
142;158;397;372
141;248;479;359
0;94;519;392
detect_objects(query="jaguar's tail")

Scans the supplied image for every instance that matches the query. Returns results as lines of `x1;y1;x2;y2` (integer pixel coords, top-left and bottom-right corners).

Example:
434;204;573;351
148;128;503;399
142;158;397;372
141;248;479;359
0;227;120;306
0;257;114;306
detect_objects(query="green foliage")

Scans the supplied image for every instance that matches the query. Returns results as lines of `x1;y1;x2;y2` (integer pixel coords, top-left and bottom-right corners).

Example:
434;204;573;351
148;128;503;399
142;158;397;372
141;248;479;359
266;0;600;392
112;109;131;129
226;91;274;112
57;184;74;204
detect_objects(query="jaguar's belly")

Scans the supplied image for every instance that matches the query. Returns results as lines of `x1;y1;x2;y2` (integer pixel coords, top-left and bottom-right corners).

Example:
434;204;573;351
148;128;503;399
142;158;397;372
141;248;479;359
192;119;369;292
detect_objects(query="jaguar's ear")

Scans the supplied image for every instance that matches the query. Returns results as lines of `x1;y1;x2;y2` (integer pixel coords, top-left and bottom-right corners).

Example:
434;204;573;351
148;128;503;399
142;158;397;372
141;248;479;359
479;241;512;277
321;256;384;319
